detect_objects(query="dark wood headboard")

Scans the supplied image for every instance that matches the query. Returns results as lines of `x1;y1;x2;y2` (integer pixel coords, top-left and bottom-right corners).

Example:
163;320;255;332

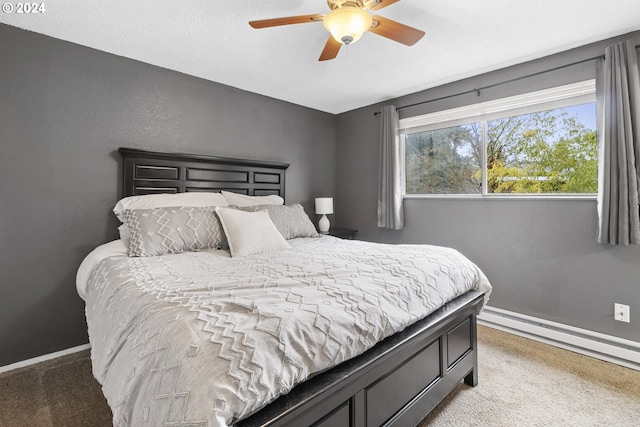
119;147;289;198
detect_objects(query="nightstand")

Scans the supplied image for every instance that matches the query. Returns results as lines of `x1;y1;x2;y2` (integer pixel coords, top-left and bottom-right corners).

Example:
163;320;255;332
326;227;358;240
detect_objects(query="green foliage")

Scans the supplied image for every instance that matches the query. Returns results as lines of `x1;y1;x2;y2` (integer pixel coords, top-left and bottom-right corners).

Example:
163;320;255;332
405;106;597;195
486;109;597;193
405;124;481;194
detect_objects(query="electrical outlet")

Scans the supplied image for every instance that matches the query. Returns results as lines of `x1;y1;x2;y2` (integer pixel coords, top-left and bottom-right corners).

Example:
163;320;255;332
614;303;630;323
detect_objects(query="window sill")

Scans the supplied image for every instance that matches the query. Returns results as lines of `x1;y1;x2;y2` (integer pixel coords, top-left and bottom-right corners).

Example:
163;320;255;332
403;194;597;201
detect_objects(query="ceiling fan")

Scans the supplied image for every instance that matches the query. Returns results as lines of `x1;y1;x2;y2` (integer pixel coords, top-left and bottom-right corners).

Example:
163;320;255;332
249;0;425;61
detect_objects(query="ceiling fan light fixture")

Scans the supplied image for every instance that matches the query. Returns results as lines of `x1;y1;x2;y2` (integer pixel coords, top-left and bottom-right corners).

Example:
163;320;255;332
323;7;372;45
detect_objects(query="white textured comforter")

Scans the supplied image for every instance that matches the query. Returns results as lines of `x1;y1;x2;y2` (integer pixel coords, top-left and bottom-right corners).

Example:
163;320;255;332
81;236;491;426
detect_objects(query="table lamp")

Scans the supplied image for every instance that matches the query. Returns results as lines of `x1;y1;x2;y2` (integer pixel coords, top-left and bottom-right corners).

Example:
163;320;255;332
315;197;333;233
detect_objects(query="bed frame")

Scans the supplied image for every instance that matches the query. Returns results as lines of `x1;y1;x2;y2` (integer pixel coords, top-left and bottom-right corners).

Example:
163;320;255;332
119;147;485;427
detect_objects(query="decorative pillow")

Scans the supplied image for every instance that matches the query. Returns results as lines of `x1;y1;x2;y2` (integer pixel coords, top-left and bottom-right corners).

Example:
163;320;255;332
114;192;228;221
240;204;319;240
121;206;228;257
221;191;284;207
215;206;290;257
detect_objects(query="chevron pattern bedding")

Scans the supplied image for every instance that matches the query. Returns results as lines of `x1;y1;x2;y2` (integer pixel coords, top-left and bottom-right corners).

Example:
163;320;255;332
84;236;491;426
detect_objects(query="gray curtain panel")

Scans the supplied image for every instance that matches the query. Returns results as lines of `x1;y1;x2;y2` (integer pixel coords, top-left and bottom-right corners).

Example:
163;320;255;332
597;40;640;245
377;105;404;229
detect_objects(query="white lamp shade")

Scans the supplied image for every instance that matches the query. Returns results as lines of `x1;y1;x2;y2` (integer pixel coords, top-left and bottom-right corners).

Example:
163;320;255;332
315;198;334;215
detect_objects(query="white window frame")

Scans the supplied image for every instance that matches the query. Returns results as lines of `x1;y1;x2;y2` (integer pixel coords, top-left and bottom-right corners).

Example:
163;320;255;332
400;80;597;199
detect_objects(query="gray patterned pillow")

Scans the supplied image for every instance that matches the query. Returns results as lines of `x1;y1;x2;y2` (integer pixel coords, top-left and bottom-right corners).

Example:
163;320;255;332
120;206;228;257
239;204;319;240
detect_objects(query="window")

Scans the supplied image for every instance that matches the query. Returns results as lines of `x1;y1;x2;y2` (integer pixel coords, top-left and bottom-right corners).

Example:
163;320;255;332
401;81;597;196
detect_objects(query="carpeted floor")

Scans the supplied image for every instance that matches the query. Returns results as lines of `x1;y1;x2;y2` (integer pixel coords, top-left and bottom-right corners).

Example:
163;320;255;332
1;326;639;426
0;349;111;426
420;326;640;426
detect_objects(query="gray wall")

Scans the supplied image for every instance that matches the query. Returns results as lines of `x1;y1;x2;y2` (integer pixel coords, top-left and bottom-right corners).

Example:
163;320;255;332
2;21;638;367
336;31;640;343
0;24;336;366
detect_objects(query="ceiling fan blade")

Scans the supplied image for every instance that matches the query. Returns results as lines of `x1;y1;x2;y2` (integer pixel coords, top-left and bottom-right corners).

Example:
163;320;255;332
319;36;342;61
369;15;425;46
368;0;401;11
249;14;324;29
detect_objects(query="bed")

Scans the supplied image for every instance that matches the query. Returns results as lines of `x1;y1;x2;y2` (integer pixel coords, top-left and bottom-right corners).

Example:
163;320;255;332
77;147;491;427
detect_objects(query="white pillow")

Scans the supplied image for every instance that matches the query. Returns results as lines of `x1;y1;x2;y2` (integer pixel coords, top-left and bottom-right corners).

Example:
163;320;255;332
118;224;130;242
113;192;228;220
215;206;290;257
221;191;284;207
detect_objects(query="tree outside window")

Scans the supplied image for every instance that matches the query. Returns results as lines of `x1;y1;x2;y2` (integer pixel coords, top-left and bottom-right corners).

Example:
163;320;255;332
405;102;597;195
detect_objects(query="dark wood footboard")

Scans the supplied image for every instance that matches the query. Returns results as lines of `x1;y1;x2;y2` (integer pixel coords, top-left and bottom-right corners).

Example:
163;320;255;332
237;290;485;427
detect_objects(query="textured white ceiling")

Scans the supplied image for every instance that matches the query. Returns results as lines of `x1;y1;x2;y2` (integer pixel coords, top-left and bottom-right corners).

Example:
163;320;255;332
2;0;639;113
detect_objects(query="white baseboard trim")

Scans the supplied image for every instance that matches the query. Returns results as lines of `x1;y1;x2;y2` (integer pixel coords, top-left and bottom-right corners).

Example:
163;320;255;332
478;306;640;371
0;343;91;375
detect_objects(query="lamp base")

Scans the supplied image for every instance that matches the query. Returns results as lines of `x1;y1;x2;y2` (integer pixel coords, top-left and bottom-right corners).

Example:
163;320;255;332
318;214;330;234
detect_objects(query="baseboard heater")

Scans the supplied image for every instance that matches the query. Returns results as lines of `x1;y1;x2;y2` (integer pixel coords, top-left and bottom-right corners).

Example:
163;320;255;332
478;306;640;371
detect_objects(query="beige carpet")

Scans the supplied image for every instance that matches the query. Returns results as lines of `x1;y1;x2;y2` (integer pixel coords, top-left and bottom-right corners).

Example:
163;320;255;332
0;350;111;427
1;326;638;426
421;325;640;426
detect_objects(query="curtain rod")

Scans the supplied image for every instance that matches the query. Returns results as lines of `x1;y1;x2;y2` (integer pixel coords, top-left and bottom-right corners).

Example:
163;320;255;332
373;52;612;116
